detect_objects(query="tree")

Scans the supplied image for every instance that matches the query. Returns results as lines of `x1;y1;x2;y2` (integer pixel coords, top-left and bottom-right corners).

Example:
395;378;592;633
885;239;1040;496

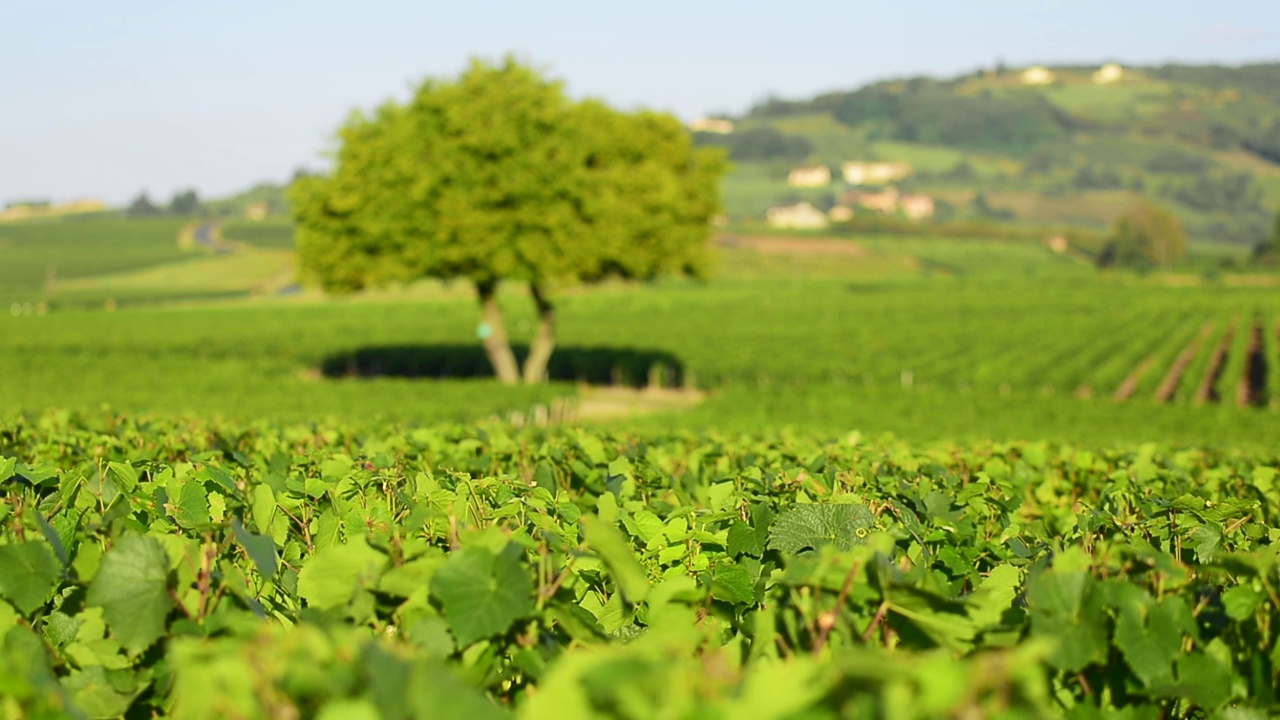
126;192;161;217
169;189;201;215
289;57;726;384
1097;202;1187;270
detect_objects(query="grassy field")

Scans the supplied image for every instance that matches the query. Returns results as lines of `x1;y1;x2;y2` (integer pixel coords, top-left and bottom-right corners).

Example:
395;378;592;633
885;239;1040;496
2;222;1277;447
0;217;192;305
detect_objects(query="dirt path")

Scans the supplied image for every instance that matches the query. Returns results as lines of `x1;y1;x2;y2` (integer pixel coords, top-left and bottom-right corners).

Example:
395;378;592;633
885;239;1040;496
1112;354;1158;401
496;386;707;427
1153;321;1215;403
1194;322;1237;404
1236;318;1267;407
715;234;865;257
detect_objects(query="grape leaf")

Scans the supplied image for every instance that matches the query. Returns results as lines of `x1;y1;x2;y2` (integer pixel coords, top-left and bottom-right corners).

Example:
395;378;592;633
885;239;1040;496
430;544;533;647
231;519;277;580
0;541;62;615
85;535;172;655
766;504;874;555
727;504;773;558
297;535;385;610
710;562;755;605
581;515;649;603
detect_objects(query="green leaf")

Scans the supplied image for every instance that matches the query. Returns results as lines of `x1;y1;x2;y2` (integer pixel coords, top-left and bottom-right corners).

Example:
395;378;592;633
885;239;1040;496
581;515;650;603
61;666;143;719
33;511;69;567
1026;570;1107;672
710;562;755;605
85;535;172;655
1221;584;1263;620
767;504;874;555
407;660;507;720
1114;596;1182;687
297;535;385;610
0;456;15;482
0;542;61;615
172;480;211;530
727;504;773;558
231;519;277;580
251;484;276;536
966;564;1021;628
1189;524;1221;563
1169;652;1233;709
887;587;976;651
431;544;533;647
106;462;139;493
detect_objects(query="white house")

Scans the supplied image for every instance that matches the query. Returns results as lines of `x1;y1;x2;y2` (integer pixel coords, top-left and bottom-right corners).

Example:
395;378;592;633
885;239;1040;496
1093;63;1124;84
842;161;911;186
767;201;829;229
787;166;831;188
688;117;734;134
1020;66;1056;86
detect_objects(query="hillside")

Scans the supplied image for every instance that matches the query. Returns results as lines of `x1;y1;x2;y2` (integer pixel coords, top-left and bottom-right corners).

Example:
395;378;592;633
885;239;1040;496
697;61;1280;250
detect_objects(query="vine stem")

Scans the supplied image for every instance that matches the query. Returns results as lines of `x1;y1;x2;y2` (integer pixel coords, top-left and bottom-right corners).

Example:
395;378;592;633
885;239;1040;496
812;558;863;655
862;600;890;642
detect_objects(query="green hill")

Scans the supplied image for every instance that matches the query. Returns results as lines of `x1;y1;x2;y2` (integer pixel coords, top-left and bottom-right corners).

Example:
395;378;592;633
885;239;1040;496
699;62;1280;250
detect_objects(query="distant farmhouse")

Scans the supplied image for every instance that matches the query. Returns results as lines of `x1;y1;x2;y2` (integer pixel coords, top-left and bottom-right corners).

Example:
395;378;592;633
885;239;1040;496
842;161;911;186
1093;63;1124;84
688;117;734;134
899;194;936;220
787;165;831;188
767;201;829;229
841;187;935;220
244;202;270;221
1020;66;1056;86
844;187;900;213
827;205;854;222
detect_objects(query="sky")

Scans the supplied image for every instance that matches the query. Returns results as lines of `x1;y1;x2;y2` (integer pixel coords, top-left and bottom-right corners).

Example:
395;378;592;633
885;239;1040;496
1;0;1277;206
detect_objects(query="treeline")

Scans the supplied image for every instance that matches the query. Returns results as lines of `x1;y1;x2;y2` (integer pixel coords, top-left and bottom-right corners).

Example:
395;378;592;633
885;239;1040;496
126;189;202;217
692;127;813;162
749;80;1074;153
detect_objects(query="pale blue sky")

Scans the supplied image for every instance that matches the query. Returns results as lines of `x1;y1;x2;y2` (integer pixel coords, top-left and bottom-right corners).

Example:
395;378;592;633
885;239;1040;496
1;0;1276;205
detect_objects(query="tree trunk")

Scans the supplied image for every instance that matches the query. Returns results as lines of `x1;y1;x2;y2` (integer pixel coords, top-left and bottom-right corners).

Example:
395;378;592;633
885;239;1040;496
522;281;555;384
476;280;520;384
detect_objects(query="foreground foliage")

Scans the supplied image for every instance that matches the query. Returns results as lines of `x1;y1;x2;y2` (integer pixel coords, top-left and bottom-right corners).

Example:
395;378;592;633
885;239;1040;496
1;412;1278;718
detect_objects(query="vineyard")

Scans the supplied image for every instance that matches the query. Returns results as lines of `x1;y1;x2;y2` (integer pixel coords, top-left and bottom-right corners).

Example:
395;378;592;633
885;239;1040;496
3;263;1278;444
1;412;1279;717
4;219;1280;716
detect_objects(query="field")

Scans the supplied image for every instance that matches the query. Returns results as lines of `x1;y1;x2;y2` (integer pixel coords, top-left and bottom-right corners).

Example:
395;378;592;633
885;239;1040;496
2;413;1279;717
3;216;1280;716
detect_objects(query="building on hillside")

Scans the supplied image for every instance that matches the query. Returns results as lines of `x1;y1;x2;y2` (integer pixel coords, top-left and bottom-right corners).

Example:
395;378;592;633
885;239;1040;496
787;165;831;188
688;117;734;134
1020;66;1056;86
842;161;911;186
900;194;936;220
827;205;855;222
245;202;270;221
766;201;829;229
1093;63;1124;84
843;186;900;213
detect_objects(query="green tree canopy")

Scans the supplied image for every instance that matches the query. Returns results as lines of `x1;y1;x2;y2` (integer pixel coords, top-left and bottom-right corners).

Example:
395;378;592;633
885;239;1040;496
1097;202;1187;270
290;57;726;383
169;189;202;216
